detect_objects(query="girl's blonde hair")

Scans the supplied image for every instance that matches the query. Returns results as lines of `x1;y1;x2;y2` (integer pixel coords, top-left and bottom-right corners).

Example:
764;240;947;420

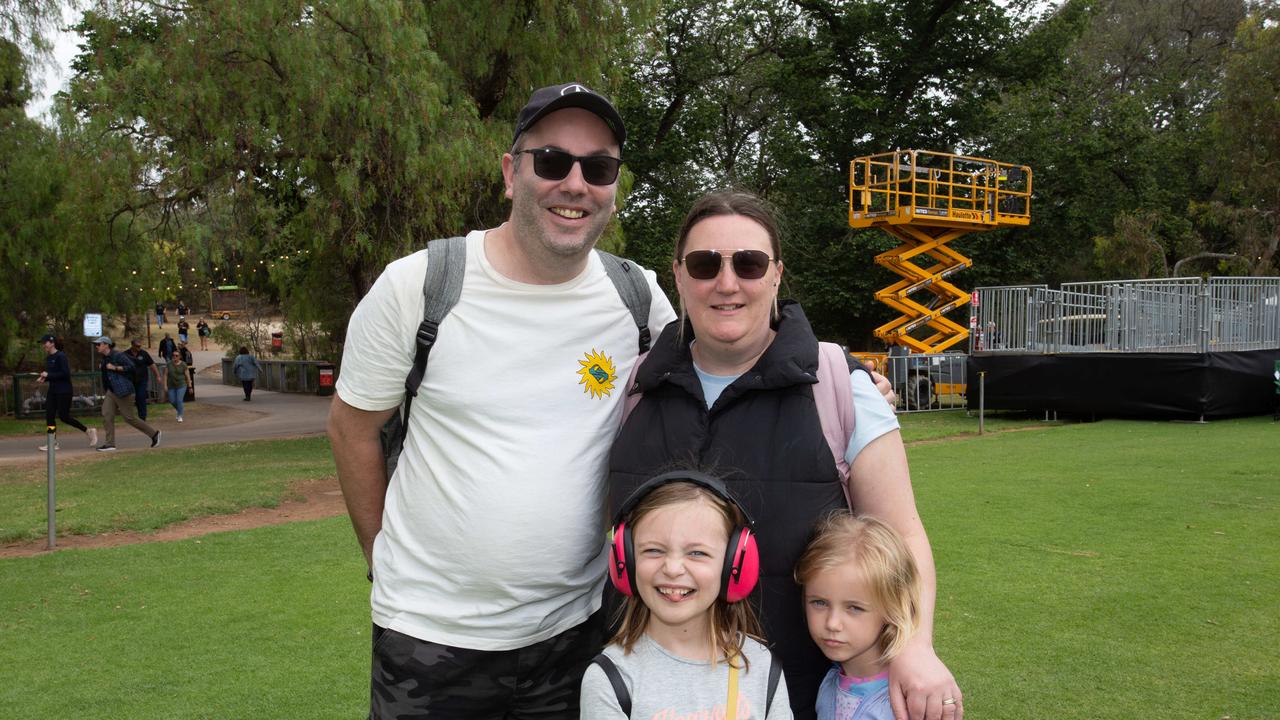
611;481;763;669
794;512;920;665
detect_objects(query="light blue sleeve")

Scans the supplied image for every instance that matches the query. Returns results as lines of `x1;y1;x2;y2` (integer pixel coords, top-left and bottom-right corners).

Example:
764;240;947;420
844;370;900;465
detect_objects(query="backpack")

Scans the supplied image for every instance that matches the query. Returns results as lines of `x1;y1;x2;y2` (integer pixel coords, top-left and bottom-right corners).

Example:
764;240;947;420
620;340;861;484
590;649;784;718
380;235;655;479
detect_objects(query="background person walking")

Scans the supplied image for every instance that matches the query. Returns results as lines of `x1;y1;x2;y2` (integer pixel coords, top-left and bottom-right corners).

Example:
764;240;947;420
158;333;177;362
166;350;188;422
125;339;164;421
35;334;98;451
232;346;261;401
196;319;211;350
94;336;161;452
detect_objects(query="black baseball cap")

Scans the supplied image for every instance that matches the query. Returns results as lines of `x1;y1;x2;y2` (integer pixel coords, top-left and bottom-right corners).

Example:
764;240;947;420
512;82;626;148
38;334;56;343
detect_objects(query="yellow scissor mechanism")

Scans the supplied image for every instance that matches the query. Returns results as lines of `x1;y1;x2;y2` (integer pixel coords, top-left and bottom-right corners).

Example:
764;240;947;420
850;150;1032;353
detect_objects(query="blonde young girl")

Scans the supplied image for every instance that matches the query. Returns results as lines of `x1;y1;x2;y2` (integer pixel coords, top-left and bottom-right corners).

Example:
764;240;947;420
581;471;793;719
795;513;931;720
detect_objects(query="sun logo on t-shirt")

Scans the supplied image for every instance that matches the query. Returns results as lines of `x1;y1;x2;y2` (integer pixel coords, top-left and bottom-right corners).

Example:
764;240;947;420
576;349;617;399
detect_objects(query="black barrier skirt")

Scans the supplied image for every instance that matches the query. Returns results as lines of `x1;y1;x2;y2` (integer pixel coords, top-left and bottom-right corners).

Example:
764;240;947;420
968;349;1280;419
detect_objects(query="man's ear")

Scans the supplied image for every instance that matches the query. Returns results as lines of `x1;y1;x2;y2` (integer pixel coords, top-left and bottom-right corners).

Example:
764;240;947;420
501;153;516;199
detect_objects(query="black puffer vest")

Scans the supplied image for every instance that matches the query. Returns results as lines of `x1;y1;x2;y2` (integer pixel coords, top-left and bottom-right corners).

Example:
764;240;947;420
608;300;845;719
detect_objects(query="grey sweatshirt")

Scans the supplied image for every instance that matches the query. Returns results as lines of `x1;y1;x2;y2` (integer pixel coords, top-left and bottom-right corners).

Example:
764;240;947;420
580;634;793;719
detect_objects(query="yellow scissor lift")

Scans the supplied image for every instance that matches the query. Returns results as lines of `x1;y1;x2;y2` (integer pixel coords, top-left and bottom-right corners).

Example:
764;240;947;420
849;150;1032;353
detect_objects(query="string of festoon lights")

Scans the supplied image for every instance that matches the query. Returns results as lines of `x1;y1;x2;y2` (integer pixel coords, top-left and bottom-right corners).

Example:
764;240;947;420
117;249;311;294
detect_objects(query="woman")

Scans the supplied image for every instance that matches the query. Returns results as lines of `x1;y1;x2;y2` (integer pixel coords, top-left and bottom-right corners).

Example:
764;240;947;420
608;191;961;720
196;319;211;351
232;346;262;401
35;334;98;450
166;350;188;422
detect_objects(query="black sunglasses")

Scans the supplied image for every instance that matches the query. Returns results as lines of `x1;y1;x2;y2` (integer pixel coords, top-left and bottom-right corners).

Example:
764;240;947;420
681;249;776;280
515;147;622;186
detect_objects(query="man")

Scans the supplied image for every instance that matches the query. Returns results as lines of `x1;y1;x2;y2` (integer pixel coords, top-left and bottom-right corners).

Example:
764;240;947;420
329;82;670;719
158;333;177;362
329;83;897;719
177;317;190;345
94;336;161;452
126;339;165;421
155;301;166;328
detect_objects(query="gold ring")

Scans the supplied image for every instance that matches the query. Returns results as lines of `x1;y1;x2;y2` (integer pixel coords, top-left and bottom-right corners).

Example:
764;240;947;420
942;698;957;706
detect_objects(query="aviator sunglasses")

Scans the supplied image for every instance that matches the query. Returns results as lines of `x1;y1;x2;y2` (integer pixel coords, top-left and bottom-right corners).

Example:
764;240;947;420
515;147;622;186
680;249;776;280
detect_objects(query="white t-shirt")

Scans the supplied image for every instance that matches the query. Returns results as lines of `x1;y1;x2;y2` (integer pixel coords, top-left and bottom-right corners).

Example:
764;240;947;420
336;230;675;650
580;634;794;719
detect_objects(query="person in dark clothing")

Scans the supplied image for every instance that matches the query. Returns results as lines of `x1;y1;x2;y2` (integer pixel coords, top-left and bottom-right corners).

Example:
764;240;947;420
196;319;211;350
158;333;177;362
608;191;960;720
126;339;164;421
177;318;190;344
176;300;189;319
155;301;166;328
35;334;98;451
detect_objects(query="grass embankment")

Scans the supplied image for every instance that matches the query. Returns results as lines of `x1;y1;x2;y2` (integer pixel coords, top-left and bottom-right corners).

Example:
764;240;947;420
0;415;1276;718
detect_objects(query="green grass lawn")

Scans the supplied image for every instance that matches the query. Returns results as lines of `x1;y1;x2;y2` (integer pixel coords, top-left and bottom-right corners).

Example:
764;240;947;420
0;436;336;543
898;408;1060;443
0;416;1276;719
910;416;1278;719
0;518;369;719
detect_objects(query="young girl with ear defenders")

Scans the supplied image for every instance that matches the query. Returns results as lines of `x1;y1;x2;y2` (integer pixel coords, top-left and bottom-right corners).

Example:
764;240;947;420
579;471;794;719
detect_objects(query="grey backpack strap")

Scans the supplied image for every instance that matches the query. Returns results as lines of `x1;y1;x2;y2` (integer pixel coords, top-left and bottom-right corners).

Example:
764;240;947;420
405;236;467;397
596;250;652;353
765;647;783;717
591;653;632;717
382;236;467;479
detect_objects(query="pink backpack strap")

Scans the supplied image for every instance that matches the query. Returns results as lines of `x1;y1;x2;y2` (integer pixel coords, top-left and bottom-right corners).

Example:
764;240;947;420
619;351;649;428
815;342;856;487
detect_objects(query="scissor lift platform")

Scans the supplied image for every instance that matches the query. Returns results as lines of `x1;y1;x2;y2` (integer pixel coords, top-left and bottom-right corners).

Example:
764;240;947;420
850;150;1032;353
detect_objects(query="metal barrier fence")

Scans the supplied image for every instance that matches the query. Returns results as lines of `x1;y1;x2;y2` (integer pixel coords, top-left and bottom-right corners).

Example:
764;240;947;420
220;358;330;393
10;370;178;419
971;277;1280;354
854;352;968;412
12;373;106;419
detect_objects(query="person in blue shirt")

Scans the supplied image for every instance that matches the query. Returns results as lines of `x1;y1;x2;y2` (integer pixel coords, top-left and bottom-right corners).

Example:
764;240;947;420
93;336;161;452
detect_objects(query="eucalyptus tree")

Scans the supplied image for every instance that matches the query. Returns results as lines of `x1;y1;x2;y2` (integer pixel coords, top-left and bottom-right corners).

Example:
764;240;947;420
67;0;651;340
1205;8;1280;276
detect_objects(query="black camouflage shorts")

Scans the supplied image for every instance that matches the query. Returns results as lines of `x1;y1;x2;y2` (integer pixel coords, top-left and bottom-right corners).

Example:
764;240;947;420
369;609;607;719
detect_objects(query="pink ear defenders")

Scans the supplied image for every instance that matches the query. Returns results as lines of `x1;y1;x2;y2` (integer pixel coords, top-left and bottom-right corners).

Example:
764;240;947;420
608;471;760;603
